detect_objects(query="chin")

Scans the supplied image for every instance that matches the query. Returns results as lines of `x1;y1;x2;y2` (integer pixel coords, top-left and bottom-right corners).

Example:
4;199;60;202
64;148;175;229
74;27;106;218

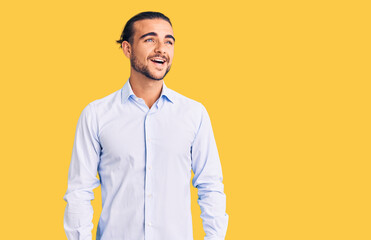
152;78;163;81
146;73;165;81
150;71;167;80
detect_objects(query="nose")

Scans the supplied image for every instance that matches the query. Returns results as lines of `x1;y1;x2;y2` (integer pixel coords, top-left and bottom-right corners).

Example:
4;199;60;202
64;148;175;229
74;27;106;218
154;41;166;54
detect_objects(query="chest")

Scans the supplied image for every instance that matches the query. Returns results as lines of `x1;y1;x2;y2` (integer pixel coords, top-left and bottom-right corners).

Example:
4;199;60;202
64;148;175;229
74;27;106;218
97;110;197;169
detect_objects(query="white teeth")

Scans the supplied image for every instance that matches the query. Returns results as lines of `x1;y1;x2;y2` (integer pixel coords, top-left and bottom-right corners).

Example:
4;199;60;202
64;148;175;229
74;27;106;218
151;58;165;63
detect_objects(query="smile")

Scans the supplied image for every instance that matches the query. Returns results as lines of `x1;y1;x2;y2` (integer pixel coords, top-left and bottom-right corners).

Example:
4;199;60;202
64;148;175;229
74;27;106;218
150;57;166;65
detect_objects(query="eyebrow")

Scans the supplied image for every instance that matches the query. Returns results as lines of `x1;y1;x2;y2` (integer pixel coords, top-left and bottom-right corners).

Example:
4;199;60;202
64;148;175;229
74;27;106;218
166;34;176;42
139;32;176;42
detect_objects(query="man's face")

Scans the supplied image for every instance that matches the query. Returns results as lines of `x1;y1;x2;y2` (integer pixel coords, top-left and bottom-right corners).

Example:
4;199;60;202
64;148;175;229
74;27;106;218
128;19;175;81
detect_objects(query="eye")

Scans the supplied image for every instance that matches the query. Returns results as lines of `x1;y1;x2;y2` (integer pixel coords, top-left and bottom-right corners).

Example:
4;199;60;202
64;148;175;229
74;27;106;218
145;38;154;42
166;40;174;45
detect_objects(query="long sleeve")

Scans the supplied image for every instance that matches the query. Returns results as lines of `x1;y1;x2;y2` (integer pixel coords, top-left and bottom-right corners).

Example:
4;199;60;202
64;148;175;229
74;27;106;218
63;103;101;240
191;103;229;240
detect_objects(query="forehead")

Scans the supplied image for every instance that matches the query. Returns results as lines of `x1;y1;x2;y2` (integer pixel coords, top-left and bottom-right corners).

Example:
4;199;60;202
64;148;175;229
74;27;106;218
132;19;174;38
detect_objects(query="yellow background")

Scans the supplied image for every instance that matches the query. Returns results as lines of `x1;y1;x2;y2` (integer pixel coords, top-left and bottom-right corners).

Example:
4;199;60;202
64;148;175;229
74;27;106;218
1;0;370;239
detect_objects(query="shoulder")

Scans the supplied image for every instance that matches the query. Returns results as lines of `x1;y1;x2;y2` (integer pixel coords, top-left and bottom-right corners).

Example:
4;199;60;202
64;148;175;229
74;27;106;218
165;88;210;129
76;89;121;133
84;88;122;116
168;87;205;112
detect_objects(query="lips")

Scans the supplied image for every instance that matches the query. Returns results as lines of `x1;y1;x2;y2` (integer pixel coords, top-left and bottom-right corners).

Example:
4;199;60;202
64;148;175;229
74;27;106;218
150;56;167;65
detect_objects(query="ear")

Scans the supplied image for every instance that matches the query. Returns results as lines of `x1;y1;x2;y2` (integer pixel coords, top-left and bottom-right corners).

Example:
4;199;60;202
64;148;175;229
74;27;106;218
122;41;132;58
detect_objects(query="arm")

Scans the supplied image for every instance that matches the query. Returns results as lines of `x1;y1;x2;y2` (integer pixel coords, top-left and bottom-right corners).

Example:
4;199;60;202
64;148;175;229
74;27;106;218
63;103;101;240
191;103;229;240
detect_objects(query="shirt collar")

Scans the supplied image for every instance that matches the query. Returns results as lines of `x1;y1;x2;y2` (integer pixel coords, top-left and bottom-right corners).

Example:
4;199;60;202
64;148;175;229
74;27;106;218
121;79;175;104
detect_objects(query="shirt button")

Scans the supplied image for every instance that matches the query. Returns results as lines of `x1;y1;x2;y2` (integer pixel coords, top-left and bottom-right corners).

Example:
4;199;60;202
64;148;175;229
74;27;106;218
148;166;152;171
148;222;152;227
148;193;152;198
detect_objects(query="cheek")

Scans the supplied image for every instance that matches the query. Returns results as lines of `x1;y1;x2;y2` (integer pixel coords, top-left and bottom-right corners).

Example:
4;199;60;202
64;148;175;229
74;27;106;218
168;49;174;61
134;45;152;59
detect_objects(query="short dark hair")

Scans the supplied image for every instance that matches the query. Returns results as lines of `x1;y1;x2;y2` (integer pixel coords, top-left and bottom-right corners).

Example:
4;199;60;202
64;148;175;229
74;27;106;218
116;11;172;48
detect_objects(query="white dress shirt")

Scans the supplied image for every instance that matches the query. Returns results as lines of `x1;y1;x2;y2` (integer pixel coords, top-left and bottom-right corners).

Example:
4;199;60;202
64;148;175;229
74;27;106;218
63;79;229;240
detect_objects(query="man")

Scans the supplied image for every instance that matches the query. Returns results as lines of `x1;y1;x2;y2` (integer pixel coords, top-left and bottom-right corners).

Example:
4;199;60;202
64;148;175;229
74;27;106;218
63;11;228;240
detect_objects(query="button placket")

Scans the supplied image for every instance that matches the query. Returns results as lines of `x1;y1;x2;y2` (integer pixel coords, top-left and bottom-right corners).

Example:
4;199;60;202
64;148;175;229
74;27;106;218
144;112;154;238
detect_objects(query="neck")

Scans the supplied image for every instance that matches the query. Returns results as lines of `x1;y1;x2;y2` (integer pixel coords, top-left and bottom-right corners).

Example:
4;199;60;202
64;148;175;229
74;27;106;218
129;70;163;109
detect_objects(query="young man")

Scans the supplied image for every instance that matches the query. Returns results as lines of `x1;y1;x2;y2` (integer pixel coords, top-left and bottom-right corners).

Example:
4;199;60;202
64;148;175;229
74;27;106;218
63;11;229;240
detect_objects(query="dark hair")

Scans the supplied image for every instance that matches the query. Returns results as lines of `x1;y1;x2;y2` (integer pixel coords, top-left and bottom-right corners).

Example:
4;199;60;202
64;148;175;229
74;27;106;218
116;11;172;48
